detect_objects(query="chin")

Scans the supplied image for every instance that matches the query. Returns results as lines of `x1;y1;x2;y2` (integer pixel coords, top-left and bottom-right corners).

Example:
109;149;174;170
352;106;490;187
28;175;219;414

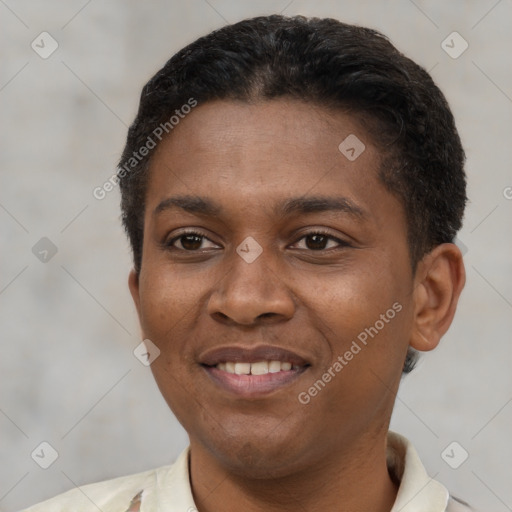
201;425;314;480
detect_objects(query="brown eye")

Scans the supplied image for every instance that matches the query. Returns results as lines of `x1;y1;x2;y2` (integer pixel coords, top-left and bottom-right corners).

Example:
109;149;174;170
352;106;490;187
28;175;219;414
304;234;330;250
179;234;204;250
292;232;345;251
166;231;220;251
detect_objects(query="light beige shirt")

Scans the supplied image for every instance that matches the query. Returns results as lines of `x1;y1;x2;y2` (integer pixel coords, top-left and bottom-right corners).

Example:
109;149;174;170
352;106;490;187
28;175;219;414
23;432;473;512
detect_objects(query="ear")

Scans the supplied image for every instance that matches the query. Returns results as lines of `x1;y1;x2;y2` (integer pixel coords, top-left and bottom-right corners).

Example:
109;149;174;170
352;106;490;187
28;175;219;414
410;243;466;352
128;269;142;323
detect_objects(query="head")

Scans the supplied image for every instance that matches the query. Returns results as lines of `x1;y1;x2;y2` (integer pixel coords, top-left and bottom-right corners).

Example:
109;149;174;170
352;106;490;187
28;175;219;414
120;15;466;477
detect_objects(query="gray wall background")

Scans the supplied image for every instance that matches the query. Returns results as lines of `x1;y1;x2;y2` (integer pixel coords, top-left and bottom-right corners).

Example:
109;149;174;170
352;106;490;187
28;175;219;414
1;1;511;511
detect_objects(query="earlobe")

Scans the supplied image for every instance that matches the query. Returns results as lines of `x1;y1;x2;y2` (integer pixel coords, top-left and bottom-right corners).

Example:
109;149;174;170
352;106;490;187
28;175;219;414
410;243;466;352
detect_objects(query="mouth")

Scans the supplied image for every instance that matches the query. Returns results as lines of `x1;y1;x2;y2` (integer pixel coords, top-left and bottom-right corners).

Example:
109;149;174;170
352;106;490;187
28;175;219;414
199;345;311;398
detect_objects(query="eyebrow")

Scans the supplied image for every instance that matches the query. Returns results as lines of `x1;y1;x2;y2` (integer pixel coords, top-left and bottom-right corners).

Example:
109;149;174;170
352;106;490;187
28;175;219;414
277;196;366;220
154;196;221;217
154;195;367;221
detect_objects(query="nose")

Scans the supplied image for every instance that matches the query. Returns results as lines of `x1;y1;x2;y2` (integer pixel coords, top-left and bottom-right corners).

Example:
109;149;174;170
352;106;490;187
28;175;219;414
207;250;296;326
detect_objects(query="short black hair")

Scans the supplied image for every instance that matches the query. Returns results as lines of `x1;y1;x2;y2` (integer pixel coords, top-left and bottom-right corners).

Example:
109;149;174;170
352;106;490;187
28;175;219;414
118;15;467;373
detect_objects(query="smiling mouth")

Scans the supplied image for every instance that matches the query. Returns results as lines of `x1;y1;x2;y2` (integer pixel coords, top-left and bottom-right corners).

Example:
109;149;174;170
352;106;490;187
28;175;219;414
202;363;310;398
199;345;311;398
212;360;303;375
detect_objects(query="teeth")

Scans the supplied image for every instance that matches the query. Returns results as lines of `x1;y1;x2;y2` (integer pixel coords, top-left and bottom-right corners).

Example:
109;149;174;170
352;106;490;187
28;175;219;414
234;362;251;375
217;360;298;375
250;361;269;375
268;360;281;373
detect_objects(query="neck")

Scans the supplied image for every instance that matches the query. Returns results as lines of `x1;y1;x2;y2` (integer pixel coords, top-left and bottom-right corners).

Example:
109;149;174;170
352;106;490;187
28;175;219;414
189;431;398;512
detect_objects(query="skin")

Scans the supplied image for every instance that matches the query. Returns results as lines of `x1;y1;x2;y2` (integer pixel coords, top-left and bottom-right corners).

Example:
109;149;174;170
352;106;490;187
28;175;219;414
129;99;465;512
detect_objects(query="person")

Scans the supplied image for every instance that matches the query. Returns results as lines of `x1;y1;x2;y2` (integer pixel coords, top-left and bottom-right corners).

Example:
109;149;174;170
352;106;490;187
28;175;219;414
24;14;473;512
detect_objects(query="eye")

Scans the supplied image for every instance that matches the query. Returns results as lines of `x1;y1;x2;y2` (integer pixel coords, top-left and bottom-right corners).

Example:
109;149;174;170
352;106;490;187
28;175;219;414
291;231;349;251
166;231;220;251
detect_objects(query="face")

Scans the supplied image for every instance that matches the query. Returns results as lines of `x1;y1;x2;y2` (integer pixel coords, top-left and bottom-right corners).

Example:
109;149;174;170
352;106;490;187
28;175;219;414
130;99;417;478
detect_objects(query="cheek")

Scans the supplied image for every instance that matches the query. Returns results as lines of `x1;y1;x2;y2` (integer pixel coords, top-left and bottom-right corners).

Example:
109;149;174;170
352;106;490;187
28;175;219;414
137;264;205;355
139;259;202;315
138;267;207;414
308;264;411;378
301;281;410;435
311;266;400;331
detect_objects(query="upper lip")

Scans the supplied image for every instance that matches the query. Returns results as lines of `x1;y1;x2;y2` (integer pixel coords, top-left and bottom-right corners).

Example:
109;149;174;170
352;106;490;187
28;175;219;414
199;345;310;367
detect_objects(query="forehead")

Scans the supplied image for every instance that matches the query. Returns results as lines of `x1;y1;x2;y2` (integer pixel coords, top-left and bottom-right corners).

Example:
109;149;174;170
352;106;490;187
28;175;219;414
144;99;401;227
151;99;373;169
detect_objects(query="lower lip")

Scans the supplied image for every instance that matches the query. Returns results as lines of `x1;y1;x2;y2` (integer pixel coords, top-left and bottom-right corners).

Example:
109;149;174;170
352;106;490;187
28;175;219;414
202;365;308;398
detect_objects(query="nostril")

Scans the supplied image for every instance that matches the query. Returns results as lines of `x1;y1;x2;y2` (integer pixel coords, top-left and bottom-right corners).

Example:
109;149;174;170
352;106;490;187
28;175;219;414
212;311;230;322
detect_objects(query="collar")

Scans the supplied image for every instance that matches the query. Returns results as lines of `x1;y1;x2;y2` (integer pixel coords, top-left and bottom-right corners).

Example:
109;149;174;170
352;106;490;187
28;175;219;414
387;432;450;511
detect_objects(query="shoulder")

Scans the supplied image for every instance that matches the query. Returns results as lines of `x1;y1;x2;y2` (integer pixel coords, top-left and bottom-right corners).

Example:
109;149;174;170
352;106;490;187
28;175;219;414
21;466;161;512
21;447;193;512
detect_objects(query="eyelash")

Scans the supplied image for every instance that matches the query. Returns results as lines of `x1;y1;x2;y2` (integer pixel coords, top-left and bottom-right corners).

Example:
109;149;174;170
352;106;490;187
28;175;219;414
165;230;216;250
164;229;349;252
299;229;351;250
